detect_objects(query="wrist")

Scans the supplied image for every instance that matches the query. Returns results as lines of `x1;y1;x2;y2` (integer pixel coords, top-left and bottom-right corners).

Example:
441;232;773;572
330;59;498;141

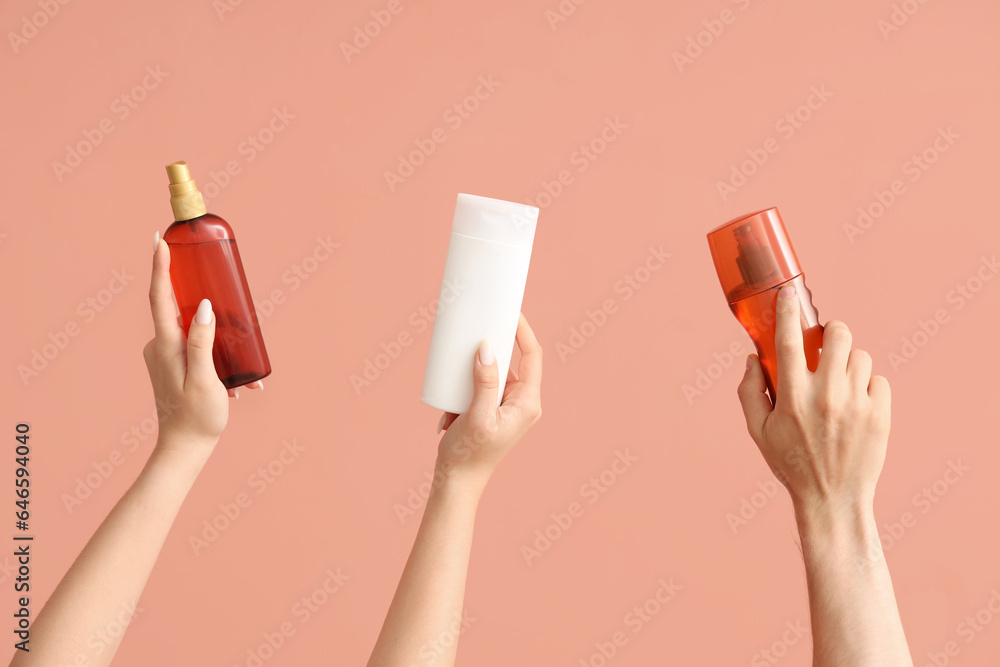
149;434;216;480
794;496;880;562
431;457;492;501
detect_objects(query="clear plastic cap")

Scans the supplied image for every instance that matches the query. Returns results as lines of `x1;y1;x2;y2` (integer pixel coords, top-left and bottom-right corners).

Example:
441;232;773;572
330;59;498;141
452;194;538;247
707;207;803;303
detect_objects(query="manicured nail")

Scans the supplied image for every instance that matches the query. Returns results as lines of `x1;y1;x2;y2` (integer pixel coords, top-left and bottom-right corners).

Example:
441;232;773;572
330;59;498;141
746;355;754;370
779;285;796;299
436;413;446;434
479;339;494;366
257;380;264;391
234;389;240;400
195;298;213;325
153;231;160;253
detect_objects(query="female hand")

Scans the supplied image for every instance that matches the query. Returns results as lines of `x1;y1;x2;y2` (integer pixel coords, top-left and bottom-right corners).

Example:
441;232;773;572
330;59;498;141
737;284;891;512
436;313;543;485
144;233;260;455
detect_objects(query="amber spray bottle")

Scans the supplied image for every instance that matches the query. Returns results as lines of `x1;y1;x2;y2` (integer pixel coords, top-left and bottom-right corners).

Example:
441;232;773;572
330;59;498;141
707;207;823;402
163;161;271;389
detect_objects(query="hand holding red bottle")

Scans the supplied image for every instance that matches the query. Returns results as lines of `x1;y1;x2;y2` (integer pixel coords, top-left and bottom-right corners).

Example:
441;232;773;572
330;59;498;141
144;235;261;458
736;284;891;511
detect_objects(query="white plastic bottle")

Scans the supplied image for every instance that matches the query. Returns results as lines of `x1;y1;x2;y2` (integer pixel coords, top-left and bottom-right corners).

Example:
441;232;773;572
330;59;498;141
421;193;539;414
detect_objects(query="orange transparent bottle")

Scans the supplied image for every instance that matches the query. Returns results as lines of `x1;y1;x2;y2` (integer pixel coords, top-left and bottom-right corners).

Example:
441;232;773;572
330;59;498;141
707;207;822;402
162;161;271;389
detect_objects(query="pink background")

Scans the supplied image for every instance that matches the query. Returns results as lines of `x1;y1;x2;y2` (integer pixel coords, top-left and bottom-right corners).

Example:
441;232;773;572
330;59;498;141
3;0;999;664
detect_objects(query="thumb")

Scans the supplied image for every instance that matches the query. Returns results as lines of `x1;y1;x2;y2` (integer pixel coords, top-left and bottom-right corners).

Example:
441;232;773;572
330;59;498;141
186;299;219;386
466;339;500;427
737;354;772;443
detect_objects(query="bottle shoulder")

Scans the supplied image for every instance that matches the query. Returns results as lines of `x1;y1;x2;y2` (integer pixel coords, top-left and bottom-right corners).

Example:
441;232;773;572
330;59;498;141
164;213;235;243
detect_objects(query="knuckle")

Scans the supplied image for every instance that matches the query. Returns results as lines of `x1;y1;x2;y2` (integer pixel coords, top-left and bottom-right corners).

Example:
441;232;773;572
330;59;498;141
780;396;808;423
824;320;852;344
777;292;798;312
776;337;800;356
870;374;891;397
737;376;755;400
814;393;840;420
736;379;749;398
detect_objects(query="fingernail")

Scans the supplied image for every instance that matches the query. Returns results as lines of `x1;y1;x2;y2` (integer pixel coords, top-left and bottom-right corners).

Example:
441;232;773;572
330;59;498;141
779;285;796;299
257;380;264;391
234;389;240;400
436;413;446;434
479;339;494;366
195;298;213;325
746;355;754;370
153;231;160;253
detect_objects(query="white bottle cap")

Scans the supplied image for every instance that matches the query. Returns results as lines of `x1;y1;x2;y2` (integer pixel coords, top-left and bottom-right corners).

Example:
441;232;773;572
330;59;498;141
452;194;538;247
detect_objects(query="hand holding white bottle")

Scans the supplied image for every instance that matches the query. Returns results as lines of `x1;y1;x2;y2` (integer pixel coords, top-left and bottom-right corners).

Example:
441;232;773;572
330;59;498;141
421;194;539;414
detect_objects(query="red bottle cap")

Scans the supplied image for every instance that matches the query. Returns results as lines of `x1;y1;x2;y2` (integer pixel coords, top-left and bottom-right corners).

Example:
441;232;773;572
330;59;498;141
707;207;803;303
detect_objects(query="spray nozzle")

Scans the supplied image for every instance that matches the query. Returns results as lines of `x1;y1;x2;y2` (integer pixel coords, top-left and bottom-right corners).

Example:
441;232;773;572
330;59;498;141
707;207;804;302
165;160;207;222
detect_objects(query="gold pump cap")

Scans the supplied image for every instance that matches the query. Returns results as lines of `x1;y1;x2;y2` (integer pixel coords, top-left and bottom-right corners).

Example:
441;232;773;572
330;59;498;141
166;161;207;221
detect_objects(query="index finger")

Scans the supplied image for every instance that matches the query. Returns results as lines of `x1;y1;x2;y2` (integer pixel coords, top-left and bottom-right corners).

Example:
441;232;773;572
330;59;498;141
150;236;182;351
774;284;806;398
513;313;542;396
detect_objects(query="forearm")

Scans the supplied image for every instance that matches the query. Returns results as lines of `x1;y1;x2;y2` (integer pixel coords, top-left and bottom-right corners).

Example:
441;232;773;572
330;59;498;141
796;500;912;667
11;438;209;667
367;463;487;667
